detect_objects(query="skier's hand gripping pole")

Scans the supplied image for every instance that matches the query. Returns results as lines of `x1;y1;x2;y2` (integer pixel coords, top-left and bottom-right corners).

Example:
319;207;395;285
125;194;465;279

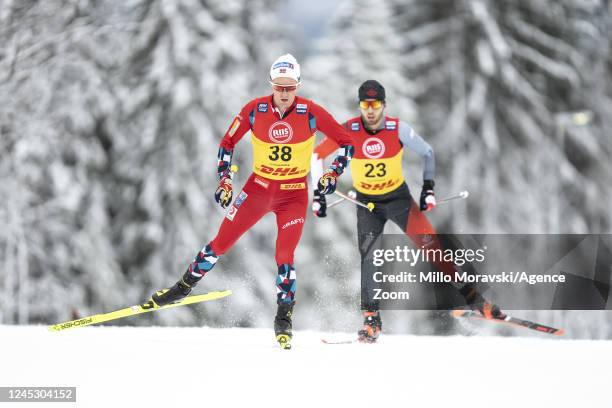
420;179;436;212
214;165;239;209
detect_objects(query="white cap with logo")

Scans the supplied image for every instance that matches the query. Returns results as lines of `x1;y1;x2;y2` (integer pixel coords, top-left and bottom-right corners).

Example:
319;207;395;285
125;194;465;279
269;53;301;82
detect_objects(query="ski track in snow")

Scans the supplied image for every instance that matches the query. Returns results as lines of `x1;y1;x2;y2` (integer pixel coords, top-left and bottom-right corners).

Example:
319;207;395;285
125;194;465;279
1;325;610;407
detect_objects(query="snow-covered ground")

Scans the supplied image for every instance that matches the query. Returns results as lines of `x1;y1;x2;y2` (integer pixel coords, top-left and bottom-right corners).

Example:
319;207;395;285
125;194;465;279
1;325;610;408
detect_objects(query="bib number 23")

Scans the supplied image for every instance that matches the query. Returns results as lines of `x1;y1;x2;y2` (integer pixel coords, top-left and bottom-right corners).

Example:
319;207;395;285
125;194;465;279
365;163;386;177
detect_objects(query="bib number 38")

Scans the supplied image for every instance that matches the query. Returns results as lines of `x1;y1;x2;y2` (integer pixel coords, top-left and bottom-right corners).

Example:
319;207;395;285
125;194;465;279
269;145;292;161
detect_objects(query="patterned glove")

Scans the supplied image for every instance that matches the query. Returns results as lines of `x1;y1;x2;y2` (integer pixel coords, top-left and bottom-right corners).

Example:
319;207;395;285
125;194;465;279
317;170;339;195
214;176;233;209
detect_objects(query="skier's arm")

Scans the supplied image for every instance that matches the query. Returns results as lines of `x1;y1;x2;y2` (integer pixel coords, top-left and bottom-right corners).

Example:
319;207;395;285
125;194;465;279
310;104;354;195
399;121;435;181
311;135;342;217
214;101;256;208
217;100;257;179
399;121;436;211
310;136;341;190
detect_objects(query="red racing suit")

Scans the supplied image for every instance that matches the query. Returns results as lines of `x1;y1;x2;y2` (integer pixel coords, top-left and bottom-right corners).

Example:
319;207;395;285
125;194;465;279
210;95;352;269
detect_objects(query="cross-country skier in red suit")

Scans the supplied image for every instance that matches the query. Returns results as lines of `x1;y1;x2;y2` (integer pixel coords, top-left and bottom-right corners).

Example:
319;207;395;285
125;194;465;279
152;54;354;349
311;80;501;343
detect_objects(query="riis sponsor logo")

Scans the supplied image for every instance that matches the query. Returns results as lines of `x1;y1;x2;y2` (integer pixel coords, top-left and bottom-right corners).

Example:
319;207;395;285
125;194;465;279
281;217;305;230
268;121;293;143
362;137;385;159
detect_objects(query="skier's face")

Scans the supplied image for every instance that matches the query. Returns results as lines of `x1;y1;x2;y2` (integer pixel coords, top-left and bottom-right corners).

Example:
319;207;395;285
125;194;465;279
270;77;299;111
360;99;385;129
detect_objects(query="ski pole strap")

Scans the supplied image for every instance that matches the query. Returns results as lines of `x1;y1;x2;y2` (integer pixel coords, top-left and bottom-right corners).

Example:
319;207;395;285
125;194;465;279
217;147;234;179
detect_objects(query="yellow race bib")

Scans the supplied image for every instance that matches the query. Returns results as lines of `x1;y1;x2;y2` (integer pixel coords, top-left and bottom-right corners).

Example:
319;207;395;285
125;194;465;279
252;134;315;180
351;149;405;195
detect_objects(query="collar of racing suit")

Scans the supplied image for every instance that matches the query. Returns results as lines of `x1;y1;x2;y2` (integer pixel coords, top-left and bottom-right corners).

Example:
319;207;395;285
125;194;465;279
269;94;297;120
361;115;386;135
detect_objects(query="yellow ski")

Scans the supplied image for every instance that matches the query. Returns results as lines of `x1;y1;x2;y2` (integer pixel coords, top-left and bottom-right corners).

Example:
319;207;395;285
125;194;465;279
48;290;232;332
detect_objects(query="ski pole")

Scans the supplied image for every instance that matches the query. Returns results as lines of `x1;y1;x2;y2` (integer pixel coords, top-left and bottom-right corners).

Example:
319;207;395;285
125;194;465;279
327;190;358;210
438;190;469;204
334;190;375;212
327;190;355;210
327;197;347;209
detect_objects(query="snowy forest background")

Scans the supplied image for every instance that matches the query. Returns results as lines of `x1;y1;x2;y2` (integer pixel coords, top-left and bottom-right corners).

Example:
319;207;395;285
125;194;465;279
1;0;611;339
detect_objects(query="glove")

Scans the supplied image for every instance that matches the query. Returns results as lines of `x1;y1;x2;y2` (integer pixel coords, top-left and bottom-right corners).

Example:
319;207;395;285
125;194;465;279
214;176;233;209
459;284;503;319
420;179;436;211
317;170;338;195
312;189;327;217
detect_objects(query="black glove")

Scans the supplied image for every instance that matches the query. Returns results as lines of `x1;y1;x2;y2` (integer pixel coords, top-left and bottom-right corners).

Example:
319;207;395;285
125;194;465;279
420;179;436;211
312;189;327;217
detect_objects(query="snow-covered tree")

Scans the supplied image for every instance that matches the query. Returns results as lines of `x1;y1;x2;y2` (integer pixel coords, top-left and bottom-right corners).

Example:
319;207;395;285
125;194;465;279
2;0;611;338
301;0;612;336
0;0;292;325
393;0;612;233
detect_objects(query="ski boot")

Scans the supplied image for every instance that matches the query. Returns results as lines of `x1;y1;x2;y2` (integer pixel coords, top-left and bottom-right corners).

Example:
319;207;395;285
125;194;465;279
274;302;294;350
358;310;382;343
459;283;503;319
152;270;200;307
473;301;503;319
